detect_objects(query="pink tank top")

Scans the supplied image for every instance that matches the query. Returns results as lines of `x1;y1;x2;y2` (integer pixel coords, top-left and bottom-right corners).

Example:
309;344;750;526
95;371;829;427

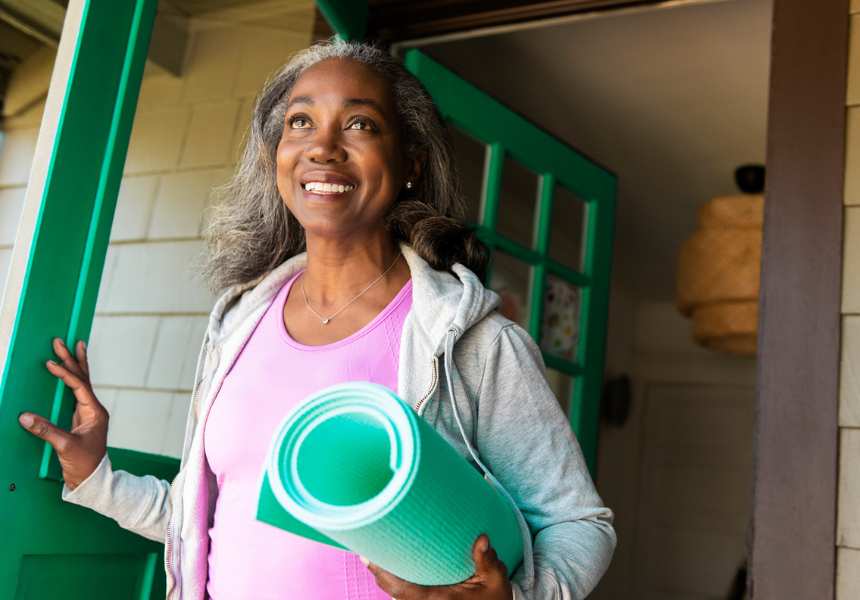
204;268;413;599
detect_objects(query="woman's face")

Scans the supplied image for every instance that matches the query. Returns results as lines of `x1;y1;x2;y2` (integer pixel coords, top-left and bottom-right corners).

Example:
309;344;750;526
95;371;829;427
276;57;413;241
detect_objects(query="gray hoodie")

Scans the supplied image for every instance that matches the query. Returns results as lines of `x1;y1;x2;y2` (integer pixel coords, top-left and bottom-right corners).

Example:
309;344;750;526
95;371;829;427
60;241;616;599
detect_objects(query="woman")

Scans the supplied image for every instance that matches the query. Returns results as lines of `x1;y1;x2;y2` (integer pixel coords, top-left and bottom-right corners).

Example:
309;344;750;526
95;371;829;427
17;38;615;599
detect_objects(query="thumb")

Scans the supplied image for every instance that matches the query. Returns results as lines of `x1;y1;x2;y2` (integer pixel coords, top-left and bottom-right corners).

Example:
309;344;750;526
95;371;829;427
18;412;73;451
471;534;504;578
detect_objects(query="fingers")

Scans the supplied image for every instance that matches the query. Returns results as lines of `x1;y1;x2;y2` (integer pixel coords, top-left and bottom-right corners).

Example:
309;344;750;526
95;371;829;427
46;357;102;412
75;339;90;378
52;338;88;381
18;412;73;452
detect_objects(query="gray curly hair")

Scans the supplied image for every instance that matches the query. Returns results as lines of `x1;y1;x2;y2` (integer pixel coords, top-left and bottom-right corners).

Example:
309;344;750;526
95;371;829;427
197;37;488;296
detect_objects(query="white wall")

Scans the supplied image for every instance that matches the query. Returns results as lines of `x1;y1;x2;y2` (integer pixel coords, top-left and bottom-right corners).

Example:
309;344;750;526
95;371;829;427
837;3;860;597
0;13;312;458
593;298;756;600
0;103;41;295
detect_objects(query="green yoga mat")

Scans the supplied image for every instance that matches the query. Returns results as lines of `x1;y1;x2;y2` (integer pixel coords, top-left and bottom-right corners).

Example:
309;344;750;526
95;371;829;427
256;381;523;585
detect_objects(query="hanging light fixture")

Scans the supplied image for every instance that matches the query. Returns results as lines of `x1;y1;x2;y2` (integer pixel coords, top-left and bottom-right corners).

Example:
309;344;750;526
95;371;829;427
676;165;764;356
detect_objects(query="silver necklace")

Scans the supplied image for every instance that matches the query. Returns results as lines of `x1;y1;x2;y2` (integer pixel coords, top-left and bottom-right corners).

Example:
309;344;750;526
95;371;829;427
301;252;402;325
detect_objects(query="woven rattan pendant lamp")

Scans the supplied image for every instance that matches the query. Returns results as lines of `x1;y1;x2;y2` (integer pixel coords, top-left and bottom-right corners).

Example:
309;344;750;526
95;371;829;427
676;165;764;356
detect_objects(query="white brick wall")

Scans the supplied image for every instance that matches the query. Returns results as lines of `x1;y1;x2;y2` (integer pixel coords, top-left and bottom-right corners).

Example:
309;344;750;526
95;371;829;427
0;13;312;458
111;175;159;241
0;127;39;186
838;547;860;599
0;100;44;312
840;5;860;597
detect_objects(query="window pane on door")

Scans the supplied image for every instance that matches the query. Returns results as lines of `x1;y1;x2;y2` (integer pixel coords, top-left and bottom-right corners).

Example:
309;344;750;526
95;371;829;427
448;125;486;226
488;250;532;331
546;369;574;415
539;273;581;362
496;155;539;249
549;182;587;272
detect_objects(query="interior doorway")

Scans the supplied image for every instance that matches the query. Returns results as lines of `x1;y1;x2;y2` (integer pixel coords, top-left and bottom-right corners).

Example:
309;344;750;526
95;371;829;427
399;0;772;596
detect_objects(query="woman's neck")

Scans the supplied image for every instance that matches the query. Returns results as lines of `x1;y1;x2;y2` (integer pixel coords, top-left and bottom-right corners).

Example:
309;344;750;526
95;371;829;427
300;234;405;308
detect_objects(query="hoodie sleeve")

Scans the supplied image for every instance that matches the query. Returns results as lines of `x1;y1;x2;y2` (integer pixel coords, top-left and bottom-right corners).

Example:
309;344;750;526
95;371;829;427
60;452;172;543
475;322;616;599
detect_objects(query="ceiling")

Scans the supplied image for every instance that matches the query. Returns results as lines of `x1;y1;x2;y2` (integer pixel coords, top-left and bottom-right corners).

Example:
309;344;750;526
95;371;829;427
159;0;314;31
421;0;772;301
0;0;314;116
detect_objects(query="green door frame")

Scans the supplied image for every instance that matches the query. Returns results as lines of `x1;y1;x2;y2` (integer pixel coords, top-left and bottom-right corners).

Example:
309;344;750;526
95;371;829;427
0;1;177;597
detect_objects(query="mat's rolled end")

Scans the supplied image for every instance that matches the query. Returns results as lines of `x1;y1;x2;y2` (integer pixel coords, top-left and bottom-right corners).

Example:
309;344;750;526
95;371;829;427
256;381;524;586
256;471;344;548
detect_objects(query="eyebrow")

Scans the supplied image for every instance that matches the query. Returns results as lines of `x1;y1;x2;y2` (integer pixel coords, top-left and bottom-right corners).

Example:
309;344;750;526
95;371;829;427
285;95;386;115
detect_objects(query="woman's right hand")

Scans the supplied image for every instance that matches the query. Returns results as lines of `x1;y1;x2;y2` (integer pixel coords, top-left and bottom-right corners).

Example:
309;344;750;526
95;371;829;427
17;337;109;490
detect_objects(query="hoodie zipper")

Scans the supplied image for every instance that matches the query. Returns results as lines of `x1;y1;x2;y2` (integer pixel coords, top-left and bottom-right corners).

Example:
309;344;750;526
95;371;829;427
164;524;175;592
413;356;438;414
165;337;210;595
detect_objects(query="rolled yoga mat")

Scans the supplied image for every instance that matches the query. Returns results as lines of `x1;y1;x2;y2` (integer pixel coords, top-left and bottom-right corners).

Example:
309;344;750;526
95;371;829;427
256;381;524;586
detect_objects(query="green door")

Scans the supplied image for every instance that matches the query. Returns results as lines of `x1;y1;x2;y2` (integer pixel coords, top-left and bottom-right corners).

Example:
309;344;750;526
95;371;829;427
0;1;179;598
403;51;616;474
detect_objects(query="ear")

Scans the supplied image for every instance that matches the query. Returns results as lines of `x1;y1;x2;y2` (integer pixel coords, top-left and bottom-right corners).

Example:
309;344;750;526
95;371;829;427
405;151;425;186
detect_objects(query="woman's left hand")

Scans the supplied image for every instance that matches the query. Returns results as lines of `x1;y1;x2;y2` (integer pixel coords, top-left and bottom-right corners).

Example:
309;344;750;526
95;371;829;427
362;534;514;600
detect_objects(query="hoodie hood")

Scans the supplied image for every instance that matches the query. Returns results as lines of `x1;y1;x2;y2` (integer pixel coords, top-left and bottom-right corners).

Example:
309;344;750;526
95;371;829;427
205;241;502;357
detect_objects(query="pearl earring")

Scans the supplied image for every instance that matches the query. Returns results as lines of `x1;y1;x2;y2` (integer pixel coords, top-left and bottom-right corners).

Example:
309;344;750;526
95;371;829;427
405;181;414;189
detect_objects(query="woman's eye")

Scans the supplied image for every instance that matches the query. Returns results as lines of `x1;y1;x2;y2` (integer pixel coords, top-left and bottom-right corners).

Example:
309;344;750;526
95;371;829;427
348;118;375;131
289;116;310;129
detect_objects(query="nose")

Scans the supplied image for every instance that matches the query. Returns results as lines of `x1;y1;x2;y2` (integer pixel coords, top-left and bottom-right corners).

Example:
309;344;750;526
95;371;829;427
306;125;347;164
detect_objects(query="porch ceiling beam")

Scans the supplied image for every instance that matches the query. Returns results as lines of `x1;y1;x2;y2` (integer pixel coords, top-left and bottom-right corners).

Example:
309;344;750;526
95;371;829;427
0;0;64;47
366;0;662;42
0;0;187;76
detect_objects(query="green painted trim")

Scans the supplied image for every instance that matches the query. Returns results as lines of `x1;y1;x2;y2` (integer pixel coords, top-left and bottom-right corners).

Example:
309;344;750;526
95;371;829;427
476;228;590;287
0;2;170;597
404;49;615;201
41;0;157;481
534;174;554;255
543;353;583;378
529;176;553;340
529;263;547;341
135;552;158;600
545;259;589;287
316;0;368;41
107;446;180;481
570;190;617;474
0;0;92;408
482;143;504;232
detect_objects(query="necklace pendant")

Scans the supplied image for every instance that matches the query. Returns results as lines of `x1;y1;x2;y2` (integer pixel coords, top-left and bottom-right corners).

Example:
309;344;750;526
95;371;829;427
321;318;330;325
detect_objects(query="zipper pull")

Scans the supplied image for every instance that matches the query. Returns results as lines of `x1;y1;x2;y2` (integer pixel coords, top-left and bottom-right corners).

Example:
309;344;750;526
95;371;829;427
413;355;439;413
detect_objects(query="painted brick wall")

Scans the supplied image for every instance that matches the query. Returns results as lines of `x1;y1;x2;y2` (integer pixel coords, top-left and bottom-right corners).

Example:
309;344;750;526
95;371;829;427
838;2;860;596
0;12;313;458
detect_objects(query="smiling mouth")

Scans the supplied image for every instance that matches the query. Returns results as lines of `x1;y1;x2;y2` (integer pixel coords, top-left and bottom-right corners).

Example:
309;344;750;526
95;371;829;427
302;182;356;194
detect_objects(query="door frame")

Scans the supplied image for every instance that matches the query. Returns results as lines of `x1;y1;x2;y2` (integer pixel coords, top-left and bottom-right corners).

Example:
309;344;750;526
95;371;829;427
751;0;848;598
349;0;852;596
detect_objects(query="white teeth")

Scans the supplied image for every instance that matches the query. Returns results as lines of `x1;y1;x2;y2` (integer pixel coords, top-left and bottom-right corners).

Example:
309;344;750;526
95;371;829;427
303;182;355;193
